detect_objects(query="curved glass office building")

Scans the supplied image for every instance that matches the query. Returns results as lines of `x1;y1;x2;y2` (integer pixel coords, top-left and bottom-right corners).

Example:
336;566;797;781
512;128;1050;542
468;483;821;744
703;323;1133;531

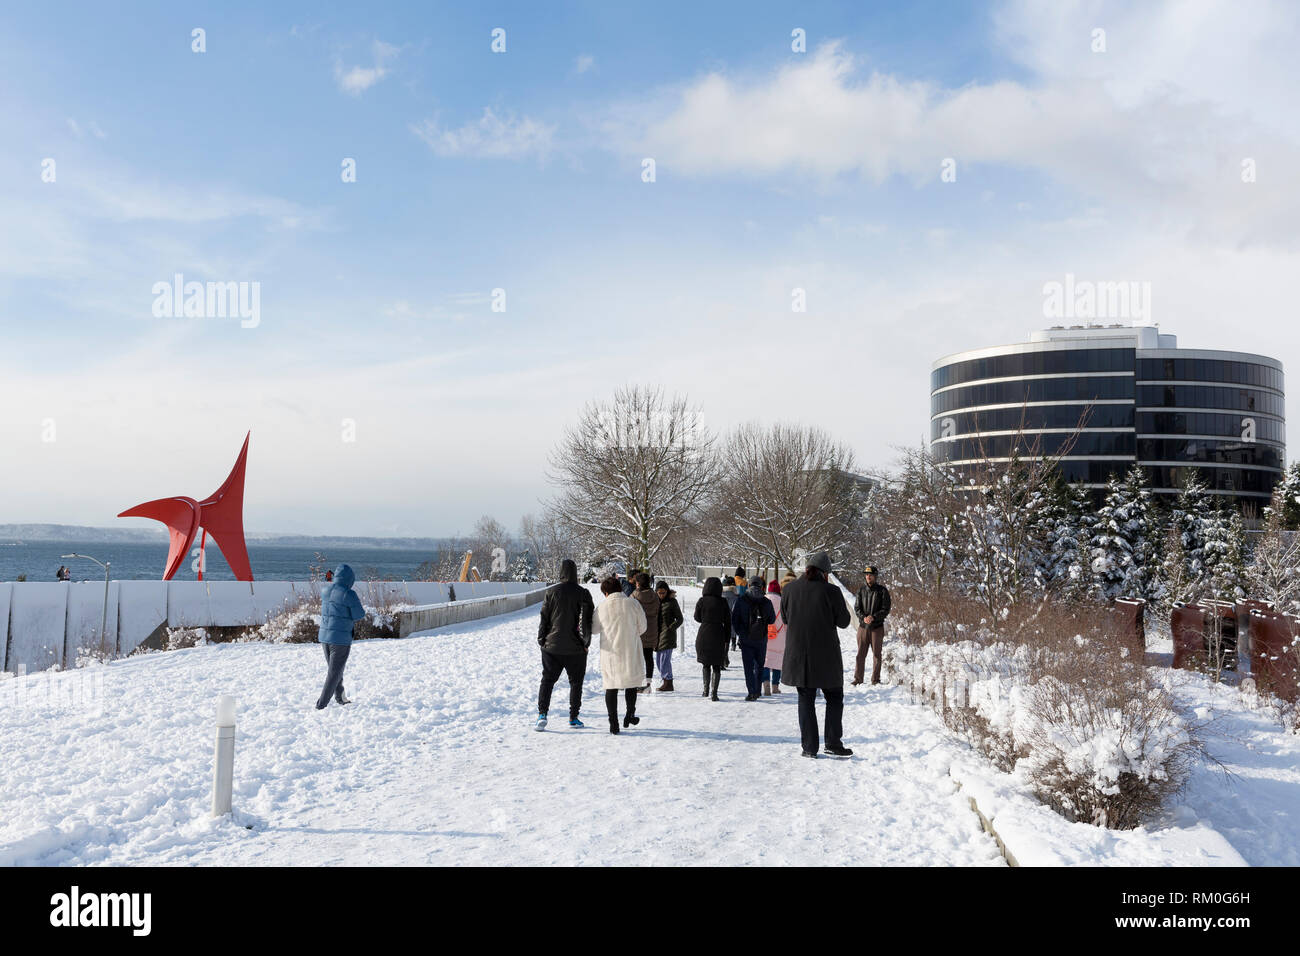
930;326;1286;512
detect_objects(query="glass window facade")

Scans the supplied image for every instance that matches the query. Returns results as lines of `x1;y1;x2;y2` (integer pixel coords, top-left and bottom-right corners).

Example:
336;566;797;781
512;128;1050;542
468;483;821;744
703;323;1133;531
931;343;1285;513
933;432;1135;461
931;404;1134;439
1143;466;1278;495
932;376;1135;414
1136;358;1283;392
1135;384;1283;417
1135;439;1284;469
932;348;1134;391
1137;411;1285;444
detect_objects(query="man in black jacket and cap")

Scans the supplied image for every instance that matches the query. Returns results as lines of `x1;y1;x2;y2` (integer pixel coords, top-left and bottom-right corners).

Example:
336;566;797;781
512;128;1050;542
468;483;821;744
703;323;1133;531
853;566;891;686
535;558;594;731
780;551;853;758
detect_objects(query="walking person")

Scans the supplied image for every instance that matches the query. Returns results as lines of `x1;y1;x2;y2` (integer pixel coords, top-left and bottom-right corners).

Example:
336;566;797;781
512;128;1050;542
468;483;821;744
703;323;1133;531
591;576;647;734
535;558;595;731
732;575;775;701
780;552;853;758
722;576;740;651
631;572;660;692
763;579;786;695
654;580;683;692
622;569;638;597
853;566;891;686
316;563;366;710
694;576;730;701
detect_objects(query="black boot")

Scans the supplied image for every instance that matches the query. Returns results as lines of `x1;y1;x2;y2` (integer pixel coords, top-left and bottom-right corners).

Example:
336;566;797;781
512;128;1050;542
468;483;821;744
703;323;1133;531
623;688;640;727
605;690;620;734
710;668;720;701
702;667;711;697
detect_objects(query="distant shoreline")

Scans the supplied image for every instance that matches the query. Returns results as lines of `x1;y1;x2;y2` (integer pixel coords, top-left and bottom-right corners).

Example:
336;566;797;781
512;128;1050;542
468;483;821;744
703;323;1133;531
0;524;451;551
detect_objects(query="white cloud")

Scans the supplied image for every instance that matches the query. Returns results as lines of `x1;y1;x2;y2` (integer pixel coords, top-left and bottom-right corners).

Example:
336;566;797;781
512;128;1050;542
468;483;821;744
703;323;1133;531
573;54;595;75
608;21;1300;248
410;108;555;160
335;39;399;96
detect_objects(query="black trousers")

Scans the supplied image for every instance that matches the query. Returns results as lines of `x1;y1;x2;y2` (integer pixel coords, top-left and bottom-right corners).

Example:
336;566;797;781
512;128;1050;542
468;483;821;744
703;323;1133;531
643;647;654;680
796;687;844;754
538;649;588;720
317;643;351;709
740;639;766;697
605;688;638;724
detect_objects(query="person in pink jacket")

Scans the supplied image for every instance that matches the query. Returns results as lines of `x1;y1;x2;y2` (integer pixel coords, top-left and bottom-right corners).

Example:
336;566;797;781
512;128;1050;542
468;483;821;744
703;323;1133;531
762;579;786;696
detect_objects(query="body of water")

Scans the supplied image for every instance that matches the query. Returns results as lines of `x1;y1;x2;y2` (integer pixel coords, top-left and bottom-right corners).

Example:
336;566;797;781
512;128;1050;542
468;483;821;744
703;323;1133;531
0;539;437;583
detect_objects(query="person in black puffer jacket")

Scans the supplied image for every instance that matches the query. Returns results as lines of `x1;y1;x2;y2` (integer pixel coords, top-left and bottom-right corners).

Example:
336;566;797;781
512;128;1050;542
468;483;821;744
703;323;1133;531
535;559;594;729
732;576;775;701
694;576;731;701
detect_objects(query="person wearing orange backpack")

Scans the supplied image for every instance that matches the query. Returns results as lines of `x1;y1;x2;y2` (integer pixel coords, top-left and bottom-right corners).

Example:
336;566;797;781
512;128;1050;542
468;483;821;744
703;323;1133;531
762;579;786;696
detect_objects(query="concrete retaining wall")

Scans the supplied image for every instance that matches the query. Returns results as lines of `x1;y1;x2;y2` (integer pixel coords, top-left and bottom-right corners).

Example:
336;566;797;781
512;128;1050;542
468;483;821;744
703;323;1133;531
1;580;541;673
397;587;549;638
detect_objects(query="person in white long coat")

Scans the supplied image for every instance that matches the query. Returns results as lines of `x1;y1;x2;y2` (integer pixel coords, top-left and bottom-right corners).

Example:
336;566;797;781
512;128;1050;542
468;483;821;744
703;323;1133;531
591;576;648;734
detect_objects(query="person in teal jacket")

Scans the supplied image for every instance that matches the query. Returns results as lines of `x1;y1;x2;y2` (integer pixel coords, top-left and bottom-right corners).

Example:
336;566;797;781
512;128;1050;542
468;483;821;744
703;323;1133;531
316;563;366;709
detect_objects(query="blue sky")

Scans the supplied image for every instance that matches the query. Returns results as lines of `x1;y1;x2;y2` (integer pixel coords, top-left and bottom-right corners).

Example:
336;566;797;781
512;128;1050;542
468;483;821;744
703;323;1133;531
3;1;1299;536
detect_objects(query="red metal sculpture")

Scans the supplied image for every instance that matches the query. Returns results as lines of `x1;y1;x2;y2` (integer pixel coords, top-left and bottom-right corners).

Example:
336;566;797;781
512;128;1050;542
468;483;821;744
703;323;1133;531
119;432;254;581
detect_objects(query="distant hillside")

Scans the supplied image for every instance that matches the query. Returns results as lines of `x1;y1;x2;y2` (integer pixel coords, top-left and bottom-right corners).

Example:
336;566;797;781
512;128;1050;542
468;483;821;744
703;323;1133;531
0;524;165;542
0;524;449;551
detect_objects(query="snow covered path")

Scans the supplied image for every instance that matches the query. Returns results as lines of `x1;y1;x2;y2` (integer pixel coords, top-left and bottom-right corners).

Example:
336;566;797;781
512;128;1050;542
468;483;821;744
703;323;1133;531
0;587;1004;866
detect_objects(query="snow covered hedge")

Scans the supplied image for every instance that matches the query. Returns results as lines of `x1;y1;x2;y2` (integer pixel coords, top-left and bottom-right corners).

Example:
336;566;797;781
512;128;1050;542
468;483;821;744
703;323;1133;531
886;593;1202;828
156;597;415;648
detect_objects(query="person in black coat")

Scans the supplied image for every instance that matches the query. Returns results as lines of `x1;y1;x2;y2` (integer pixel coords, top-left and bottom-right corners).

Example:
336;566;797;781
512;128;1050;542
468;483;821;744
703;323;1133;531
732;576;775;701
780;552;852;758
654;580;684;692
693;576;730;701
535;558;595;730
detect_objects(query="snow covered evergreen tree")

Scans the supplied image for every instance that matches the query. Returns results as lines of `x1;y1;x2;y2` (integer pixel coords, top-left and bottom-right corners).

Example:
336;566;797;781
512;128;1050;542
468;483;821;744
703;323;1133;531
1087;467;1156;602
1274;461;1300;530
1202;504;1248;601
1248;486;1300;613
1119;465;1159;601
1089;473;1130;601
1170;471;1212;586
510;549;537;582
1047;480;1096;599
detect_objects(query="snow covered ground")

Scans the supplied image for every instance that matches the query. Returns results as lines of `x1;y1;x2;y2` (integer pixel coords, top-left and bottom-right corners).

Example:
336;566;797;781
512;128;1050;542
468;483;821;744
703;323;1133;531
0;586;1294;866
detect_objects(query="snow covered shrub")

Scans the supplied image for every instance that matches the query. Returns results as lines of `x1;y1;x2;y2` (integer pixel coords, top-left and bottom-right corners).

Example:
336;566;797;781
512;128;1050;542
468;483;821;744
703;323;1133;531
353;604;410;640
245;600;321;644
1013;669;1196;828
161;626;210;650
887;590;1201;828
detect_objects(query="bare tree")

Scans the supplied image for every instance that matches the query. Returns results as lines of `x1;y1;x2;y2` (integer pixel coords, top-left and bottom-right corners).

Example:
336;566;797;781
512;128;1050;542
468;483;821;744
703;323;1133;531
709;422;862;578
518;509;579;583
470;514;511;580
1248;486;1300;613
547;385;718;570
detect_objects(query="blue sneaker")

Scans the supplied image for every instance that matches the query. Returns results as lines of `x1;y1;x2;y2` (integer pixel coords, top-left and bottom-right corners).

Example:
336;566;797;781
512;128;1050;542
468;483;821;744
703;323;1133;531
535;714;547;732
568;718;584;728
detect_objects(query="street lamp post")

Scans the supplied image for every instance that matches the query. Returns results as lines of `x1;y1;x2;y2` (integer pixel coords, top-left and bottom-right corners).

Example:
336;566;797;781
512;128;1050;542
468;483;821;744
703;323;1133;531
62;553;112;659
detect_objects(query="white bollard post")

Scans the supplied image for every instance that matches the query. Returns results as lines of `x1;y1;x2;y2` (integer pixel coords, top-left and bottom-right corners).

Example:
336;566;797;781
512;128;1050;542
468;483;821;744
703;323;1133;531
212;695;236;817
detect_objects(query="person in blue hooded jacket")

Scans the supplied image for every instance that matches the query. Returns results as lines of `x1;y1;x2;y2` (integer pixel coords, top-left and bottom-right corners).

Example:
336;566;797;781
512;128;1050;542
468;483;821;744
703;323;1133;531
316;563;367;709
